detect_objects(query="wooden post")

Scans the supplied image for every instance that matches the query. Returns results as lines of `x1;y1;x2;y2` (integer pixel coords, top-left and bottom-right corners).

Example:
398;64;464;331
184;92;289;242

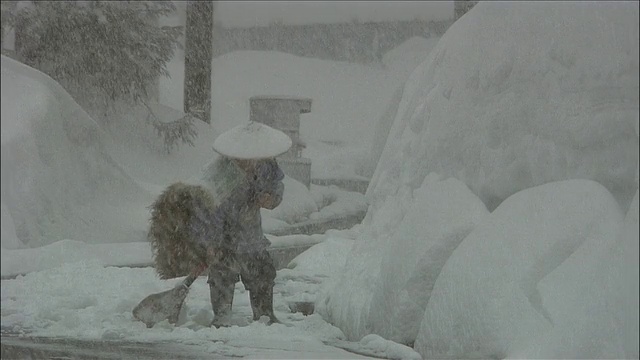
184;1;214;123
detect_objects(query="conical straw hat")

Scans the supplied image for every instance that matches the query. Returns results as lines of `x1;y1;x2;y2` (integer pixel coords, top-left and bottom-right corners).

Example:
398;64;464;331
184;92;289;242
212;122;292;159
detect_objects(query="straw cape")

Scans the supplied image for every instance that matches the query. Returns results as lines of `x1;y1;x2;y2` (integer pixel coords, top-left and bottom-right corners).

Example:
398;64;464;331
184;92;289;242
148;182;215;279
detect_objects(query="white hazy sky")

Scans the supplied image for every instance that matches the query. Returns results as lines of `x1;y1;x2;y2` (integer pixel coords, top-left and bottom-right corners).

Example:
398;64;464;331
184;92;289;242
212;1;455;27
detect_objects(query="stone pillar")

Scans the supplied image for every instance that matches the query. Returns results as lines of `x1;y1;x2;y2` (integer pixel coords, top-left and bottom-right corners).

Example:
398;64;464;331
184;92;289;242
249;96;313;188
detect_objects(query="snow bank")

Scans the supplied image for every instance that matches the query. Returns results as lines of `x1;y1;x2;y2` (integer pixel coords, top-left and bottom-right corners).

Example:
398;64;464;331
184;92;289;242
382;36;439;76
0;55;154;247
316;175;488;343
367;174;488;345
320;3;637;356
508;189;639;359
370;1;639;212
414;180;625;359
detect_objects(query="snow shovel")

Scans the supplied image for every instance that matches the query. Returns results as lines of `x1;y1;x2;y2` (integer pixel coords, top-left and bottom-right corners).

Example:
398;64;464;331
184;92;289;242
133;262;208;328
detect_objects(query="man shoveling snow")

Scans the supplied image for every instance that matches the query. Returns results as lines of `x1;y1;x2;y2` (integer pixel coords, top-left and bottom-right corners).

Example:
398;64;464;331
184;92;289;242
135;121;292;328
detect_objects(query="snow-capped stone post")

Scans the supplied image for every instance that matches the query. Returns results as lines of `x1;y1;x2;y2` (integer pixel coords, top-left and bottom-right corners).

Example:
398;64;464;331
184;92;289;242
249;96;313;188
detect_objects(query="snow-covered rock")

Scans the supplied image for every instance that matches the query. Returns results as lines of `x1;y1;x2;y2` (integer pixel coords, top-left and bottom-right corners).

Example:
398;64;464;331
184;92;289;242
0;55;154;247
370;1;639;212
414;180;625;359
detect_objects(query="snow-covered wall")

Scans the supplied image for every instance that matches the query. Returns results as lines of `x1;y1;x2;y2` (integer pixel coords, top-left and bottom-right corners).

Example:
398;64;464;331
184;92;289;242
0;55;154;247
370;1;639;212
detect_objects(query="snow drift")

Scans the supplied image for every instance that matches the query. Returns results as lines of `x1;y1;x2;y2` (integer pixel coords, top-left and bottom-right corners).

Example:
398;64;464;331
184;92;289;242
415;180;625;359
370;1;639;212
316;174;488;343
319;2;638;359
1;55;154;248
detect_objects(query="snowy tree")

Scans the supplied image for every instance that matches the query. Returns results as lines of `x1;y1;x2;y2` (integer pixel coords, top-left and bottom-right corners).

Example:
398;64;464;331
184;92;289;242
13;1;197;152
1;1;18;50
454;0;479;20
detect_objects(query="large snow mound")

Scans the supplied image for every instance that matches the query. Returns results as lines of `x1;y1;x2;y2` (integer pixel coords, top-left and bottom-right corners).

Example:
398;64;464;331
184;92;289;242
370;1;639;211
316;174;488;343
367;174;489;345
382;36;439;76
509;188;639;359
414;180;625;359
1;55;154;247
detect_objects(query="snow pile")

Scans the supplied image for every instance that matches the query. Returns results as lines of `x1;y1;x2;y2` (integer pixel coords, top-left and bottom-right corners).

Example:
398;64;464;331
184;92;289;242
367;174;488;345
316;174;488;343
509;189;639;359
370;1;639;212
262;176;319;225
382;36;439;76
319;2;638;358
414;180;625;359
0;55;154;248
307;185;369;221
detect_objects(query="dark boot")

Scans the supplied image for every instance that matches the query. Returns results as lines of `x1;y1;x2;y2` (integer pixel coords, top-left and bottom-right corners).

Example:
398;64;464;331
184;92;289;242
249;287;280;325
210;283;235;328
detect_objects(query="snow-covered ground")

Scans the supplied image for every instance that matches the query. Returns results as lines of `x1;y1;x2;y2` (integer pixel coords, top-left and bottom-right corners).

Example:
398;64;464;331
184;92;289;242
2;1;639;359
0;232;420;360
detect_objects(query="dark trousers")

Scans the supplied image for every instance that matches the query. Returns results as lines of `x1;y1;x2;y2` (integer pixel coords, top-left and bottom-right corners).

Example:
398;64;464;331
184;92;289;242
207;249;277;293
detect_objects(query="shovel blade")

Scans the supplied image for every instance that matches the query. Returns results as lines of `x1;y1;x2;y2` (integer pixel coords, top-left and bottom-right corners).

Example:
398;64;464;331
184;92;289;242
133;284;189;328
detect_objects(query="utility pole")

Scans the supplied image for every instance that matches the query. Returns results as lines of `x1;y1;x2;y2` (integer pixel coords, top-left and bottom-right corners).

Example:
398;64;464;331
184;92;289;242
184;1;214;124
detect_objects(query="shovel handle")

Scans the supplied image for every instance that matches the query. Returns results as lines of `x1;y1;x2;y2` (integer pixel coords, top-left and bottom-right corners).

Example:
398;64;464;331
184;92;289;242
181;262;209;288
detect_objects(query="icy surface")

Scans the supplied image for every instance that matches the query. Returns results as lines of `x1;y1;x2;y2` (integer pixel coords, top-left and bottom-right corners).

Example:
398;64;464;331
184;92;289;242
414;180;625;359
370;1;639;211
